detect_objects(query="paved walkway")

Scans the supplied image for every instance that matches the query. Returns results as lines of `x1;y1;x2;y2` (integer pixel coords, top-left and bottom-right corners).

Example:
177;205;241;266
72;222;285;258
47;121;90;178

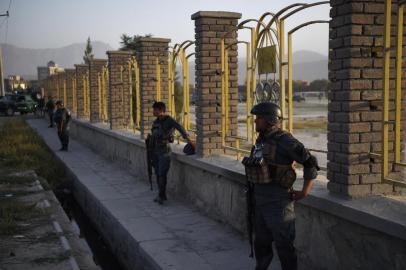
28;119;282;270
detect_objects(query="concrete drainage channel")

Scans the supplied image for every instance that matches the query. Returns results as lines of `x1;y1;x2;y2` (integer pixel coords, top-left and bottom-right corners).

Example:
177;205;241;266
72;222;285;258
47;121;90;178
55;189;126;270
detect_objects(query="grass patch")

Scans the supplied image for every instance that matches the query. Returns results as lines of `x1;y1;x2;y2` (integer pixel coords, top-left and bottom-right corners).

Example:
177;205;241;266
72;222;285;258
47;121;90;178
0;200;39;235
0;118;69;189
293;118;327;131
0;175;36;185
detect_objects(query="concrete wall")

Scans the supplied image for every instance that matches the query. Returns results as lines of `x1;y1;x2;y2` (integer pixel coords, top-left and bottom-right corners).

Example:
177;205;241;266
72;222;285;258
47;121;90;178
70;119;406;270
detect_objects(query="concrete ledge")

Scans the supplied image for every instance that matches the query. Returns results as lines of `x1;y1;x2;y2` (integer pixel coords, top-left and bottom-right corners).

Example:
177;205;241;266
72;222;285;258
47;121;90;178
71;119;406;241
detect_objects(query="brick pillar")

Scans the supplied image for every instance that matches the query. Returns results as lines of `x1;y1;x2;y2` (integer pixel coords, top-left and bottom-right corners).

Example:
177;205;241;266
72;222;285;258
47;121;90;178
75;64;88;119
64;69;75;112
59;71;66;104
328;0;405;197
135;37;171;138
89;59;108;123
106;51;132;130
192;11;241;157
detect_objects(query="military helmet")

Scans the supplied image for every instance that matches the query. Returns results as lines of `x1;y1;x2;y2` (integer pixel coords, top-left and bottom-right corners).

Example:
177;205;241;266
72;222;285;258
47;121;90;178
250;102;282;124
183;142;195;155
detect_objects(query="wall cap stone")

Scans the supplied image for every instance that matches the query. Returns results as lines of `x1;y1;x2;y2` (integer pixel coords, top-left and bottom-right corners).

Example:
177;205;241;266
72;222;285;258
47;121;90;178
106;50;133;55
88;59;108;64
74;64;89;68
191;11;242;20
136;37;171;43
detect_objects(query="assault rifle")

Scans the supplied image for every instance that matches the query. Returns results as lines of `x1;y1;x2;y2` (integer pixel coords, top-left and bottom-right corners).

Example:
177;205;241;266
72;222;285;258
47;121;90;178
145;134;153;190
242;156;255;258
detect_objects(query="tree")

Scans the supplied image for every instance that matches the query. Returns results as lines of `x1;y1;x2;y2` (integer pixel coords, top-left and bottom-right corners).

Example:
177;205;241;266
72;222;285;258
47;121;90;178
83;36;94;64
119;33;153;51
307;79;330;92
121;33;153;126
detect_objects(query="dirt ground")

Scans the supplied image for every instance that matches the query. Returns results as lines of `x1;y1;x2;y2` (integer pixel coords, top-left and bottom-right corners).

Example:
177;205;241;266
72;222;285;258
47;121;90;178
0;116;99;270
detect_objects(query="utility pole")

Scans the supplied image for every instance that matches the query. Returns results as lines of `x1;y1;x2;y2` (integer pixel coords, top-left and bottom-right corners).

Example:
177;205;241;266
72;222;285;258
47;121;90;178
0;11;9;96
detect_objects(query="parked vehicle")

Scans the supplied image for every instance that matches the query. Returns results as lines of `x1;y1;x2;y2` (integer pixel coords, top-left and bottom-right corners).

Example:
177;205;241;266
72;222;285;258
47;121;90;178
0;94;38;116
15;94;38;114
0;95;17;116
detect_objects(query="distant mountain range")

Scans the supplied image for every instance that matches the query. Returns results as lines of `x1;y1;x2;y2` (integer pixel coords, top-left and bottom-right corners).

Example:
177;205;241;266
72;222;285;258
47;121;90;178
188;50;328;83
1;42;114;80
1;42;327;82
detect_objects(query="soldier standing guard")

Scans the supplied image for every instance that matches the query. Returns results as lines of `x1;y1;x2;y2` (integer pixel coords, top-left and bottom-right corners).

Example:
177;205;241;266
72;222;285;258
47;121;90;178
45;96;55;127
148;101;194;205
54;100;71;151
242;102;320;270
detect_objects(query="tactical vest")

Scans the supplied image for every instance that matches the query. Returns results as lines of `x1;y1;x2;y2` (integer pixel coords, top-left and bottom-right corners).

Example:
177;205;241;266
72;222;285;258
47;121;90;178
242;130;296;188
151;117;174;147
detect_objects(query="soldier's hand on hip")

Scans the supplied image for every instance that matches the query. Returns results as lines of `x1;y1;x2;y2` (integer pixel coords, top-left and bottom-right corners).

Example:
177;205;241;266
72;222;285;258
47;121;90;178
290;190;307;201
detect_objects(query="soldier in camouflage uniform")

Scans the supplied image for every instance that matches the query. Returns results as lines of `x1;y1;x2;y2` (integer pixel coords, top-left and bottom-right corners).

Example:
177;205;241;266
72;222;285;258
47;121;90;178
243;102;320;270
149;101;194;205
54;100;71;151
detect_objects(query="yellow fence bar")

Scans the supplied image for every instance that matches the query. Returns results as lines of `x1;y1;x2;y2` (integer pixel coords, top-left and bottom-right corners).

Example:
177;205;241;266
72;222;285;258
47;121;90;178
135;61;141;129
279;19;286;130
221;38;226;146
97;72;102;119
250;28;257;145
128;61;134;129
73;77;77;115
82;75;86;115
103;67;109;122
395;2;403;164
168;52;174;117
181;50;187;128
63;80;67;106
225;49;230;134
185;54;191;130
56;80;60;101
382;0;391;181
156;57;161;101
288;33;293;133
246;41;252;141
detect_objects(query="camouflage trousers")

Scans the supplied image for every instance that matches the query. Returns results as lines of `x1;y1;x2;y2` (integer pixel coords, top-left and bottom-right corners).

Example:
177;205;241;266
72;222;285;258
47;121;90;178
254;187;297;270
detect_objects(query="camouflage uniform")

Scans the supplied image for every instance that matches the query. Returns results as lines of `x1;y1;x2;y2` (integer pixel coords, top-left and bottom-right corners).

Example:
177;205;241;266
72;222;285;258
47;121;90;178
150;115;189;201
54;107;71;151
45;99;55;127
252;127;318;270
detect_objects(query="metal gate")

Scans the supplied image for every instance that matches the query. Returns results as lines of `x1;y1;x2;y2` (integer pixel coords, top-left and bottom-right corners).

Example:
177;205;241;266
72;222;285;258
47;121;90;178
168;41;196;141
220;2;329;160
369;0;406;187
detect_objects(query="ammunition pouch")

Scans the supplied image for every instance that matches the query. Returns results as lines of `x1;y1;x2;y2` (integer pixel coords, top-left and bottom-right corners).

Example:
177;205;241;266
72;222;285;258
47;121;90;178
272;164;296;189
242;157;271;184
242;158;297;188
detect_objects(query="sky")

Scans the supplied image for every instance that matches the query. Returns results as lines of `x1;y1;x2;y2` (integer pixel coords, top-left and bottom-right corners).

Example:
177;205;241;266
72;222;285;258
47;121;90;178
0;0;330;55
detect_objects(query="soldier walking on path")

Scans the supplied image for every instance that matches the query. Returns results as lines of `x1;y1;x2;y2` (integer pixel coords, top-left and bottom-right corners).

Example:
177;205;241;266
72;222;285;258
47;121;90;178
242;102;320;270
54;100;71;151
45;96;55;127
147;101;195;205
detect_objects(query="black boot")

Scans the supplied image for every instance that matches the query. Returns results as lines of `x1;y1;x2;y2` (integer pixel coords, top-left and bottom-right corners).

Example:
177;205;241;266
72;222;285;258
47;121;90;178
153;176;164;205
159;176;167;201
